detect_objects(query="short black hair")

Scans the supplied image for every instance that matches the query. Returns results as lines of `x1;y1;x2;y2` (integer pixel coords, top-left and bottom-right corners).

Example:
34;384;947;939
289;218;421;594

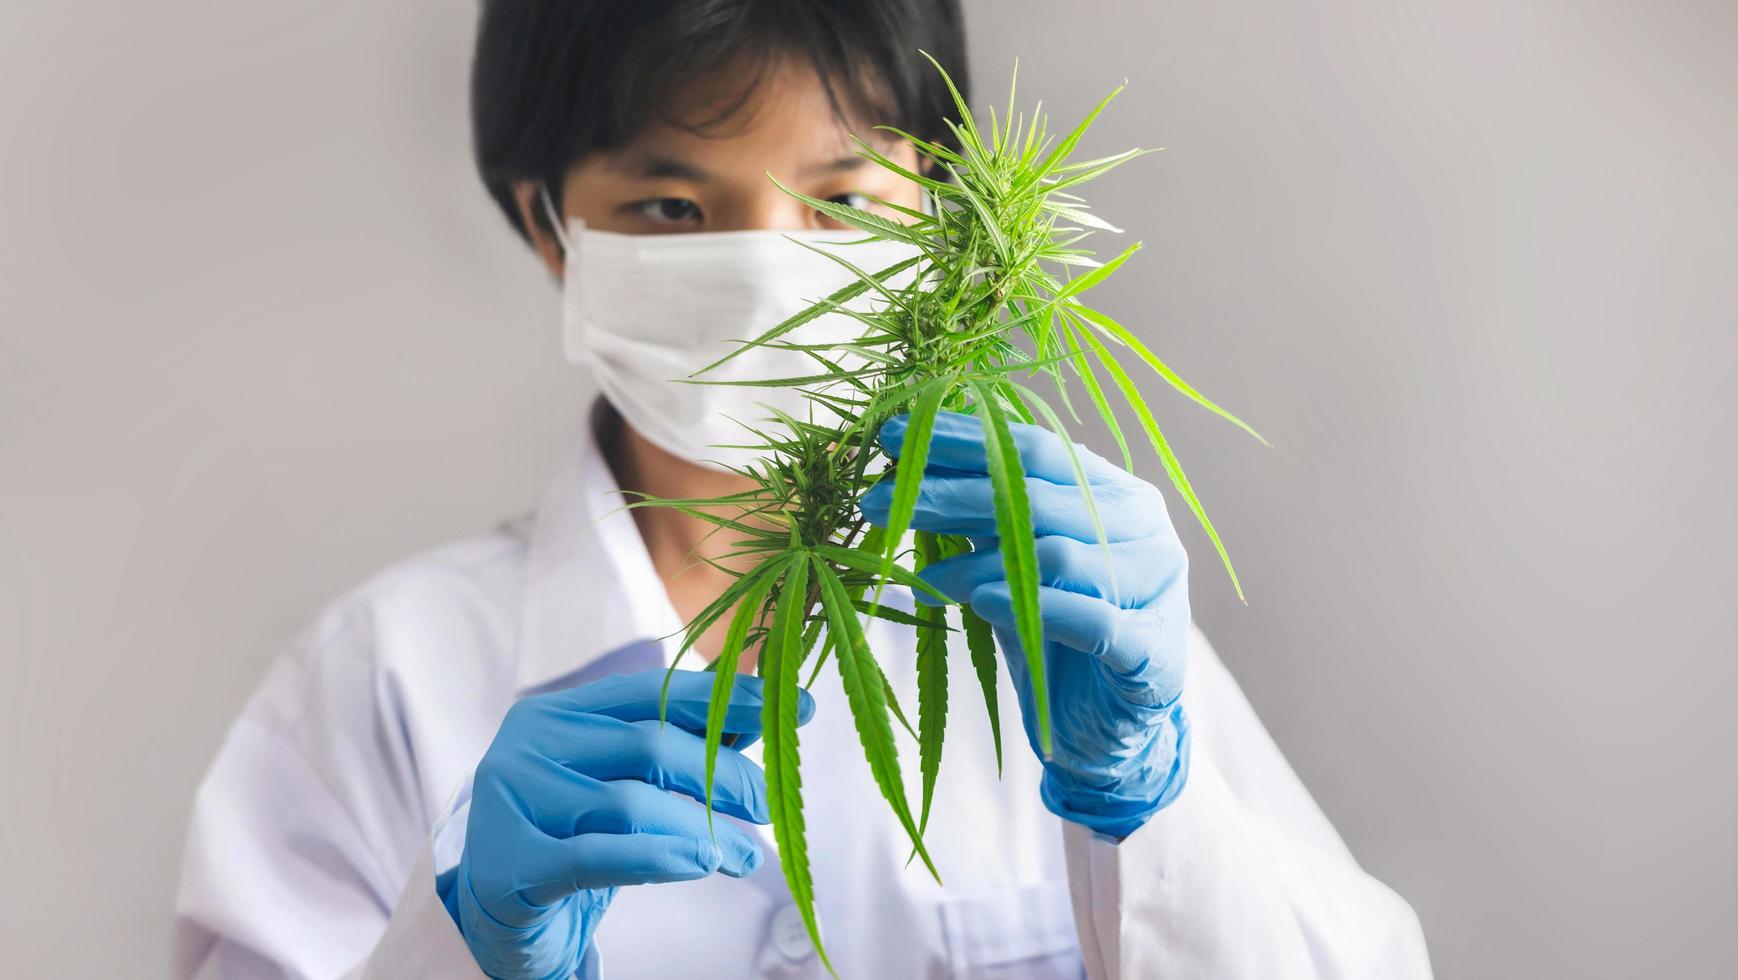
470;0;971;244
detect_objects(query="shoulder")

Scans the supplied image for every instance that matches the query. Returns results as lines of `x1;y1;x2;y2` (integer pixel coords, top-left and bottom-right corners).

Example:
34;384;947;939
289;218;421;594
176;519;539;948
319;516;533;677
193;514;541;858
232;516;535;807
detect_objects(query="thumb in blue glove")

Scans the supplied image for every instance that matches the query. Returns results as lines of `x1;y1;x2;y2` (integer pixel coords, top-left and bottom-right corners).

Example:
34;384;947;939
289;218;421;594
862;410;1192;840
439;668;816;978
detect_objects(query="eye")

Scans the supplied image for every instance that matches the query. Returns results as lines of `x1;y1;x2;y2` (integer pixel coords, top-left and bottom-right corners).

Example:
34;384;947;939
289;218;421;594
824;191;874;212
815;191;880;229
630;197;702;224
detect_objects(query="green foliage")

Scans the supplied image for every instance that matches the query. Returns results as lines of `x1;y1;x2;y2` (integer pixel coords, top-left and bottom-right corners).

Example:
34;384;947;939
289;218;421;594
971;380;1051;752
631;52;1263;972
912;531;949;837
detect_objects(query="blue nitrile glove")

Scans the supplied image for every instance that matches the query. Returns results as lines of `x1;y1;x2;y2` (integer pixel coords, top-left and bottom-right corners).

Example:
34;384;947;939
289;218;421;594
439;669;814;979
862;410;1192;840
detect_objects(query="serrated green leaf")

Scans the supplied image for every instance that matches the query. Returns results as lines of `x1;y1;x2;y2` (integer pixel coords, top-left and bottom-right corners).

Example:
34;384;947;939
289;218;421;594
879;661;919;741
1078;325;1245;602
768;173;935;249
661;552;795;723
1059;319;1132;470
692;253;923;377
801;629;836;689
627;55;1258;942
915;532;950;834
919;49;978;146
848;599;953;630
1012;383;1118;606
703;569;780;834
814;558;942;881
875;375;953;590
1024;79;1129;188
761;555;834;974
1055;240;1142;301
960;596;1004;777
969;380;1051;755
810;543;953;606
1068;302;1269;446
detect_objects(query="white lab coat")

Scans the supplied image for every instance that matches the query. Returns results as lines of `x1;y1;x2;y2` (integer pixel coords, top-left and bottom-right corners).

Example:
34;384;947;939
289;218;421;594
173;399;1432;979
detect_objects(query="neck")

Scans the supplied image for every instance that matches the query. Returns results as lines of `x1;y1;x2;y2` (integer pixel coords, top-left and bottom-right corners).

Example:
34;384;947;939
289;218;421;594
596;402;761;661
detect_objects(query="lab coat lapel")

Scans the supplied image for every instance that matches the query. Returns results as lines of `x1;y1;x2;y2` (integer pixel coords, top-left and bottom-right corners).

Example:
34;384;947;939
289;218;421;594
514;398;687;694
514;400;798;910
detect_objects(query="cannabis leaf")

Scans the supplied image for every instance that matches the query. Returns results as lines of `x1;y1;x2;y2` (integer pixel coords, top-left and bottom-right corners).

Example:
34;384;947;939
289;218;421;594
627;52;1264;972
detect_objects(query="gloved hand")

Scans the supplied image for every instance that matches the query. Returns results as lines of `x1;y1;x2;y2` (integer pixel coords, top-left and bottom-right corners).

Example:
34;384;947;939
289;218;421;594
440;668;813;979
862;410;1192;840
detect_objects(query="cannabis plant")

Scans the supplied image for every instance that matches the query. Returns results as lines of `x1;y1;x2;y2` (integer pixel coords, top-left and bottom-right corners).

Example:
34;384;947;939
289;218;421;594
633;52;1263;972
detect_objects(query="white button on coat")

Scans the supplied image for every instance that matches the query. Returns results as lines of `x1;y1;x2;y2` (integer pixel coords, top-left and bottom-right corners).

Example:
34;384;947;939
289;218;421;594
770;906;816;963
173;399;1433;979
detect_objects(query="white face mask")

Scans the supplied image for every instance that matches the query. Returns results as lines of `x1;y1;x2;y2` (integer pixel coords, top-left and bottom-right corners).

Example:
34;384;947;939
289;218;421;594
539;184;926;473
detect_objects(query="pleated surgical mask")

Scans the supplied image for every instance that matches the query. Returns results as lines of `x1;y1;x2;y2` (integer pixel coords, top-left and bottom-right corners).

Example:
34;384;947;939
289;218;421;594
539;184;925;473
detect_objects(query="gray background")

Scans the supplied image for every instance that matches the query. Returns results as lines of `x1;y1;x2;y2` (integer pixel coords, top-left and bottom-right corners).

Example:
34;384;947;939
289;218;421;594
2;1;1733;976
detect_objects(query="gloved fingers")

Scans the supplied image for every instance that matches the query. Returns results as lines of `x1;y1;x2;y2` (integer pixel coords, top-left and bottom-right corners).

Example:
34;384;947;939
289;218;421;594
915;536;1181;609
968;580;1184;689
534;668;816;738
861;473;1166;542
967;580;1118;662
540;717;770;825
879;410;1128;487
573;779;764;878
531;832;742;900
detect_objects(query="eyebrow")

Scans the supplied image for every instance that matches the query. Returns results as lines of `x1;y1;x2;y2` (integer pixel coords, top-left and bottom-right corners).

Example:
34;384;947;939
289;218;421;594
801;154;871;177
614;151;873;182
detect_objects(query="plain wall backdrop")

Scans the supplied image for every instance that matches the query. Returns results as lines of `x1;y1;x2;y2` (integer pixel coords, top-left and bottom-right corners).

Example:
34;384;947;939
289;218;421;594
2;1;1733;976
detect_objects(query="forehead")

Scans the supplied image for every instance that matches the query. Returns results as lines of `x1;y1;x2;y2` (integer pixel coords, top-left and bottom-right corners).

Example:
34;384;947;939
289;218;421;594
600;54;894;174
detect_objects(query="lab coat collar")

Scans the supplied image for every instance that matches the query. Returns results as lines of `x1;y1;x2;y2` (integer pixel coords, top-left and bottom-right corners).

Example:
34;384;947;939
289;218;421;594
514;397;688;694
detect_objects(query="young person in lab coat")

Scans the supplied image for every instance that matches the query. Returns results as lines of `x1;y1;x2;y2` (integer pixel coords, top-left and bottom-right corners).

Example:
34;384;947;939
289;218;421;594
173;2;1432;977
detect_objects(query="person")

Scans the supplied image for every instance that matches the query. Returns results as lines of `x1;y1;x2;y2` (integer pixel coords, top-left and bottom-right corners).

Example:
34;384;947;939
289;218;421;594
172;2;1433;977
